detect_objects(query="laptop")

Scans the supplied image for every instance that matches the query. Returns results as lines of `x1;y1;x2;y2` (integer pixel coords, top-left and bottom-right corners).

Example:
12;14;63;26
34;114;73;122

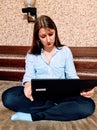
31;79;97;102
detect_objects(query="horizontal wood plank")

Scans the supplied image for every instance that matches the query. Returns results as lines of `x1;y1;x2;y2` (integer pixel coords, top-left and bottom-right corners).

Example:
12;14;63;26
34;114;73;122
0;46;30;55
0;71;24;81
78;72;97;79
70;47;97;57
0;58;25;68
74;60;97;71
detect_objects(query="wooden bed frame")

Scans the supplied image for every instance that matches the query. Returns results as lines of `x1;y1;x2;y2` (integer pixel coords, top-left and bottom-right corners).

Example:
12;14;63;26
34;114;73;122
0;46;97;81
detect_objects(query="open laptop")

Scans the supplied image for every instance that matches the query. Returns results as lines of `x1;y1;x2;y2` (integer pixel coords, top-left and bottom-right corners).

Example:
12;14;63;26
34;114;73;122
31;79;97;102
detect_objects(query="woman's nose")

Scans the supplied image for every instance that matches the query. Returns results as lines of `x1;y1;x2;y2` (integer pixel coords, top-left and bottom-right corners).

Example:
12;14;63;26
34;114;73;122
47;36;50;42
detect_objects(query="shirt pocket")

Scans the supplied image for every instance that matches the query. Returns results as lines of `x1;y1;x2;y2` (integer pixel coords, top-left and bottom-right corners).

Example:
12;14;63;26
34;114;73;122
35;66;48;75
53;63;65;77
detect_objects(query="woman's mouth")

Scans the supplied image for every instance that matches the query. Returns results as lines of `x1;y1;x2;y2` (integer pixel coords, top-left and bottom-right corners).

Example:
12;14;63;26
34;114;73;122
47;43;51;45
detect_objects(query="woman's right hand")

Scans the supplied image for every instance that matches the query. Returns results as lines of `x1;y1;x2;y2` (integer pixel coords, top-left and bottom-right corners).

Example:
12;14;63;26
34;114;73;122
24;81;34;101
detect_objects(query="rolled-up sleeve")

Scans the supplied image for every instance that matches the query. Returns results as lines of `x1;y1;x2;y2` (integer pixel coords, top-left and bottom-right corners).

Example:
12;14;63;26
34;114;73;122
22;53;36;84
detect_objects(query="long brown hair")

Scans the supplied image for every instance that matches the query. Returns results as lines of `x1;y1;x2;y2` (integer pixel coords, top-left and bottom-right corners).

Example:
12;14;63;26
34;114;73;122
29;15;63;54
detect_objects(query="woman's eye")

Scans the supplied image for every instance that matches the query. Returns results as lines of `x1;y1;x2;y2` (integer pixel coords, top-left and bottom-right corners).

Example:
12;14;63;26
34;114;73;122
49;33;53;36
41;35;46;38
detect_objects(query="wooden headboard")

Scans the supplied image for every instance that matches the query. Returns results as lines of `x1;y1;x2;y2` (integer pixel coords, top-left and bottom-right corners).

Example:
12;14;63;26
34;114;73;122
0;46;97;81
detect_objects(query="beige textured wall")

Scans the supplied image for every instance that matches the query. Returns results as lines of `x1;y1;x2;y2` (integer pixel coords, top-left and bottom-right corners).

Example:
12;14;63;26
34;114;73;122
0;0;97;46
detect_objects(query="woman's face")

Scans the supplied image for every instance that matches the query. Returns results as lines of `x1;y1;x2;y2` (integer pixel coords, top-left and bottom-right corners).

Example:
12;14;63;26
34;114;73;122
38;28;55;50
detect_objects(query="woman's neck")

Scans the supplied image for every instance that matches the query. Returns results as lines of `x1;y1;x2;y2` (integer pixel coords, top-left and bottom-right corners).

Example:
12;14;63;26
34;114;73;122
43;46;56;53
43;46;56;64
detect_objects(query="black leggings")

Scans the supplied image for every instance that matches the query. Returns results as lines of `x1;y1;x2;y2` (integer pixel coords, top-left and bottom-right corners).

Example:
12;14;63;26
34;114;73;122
2;86;95;121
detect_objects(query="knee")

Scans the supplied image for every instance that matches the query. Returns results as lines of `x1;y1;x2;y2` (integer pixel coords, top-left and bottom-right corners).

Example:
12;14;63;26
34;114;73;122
2;90;13;108
86;99;95;116
79;98;95;118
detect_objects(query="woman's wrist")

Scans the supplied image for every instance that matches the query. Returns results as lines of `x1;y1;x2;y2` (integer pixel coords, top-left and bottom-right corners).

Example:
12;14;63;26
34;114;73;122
24;81;31;87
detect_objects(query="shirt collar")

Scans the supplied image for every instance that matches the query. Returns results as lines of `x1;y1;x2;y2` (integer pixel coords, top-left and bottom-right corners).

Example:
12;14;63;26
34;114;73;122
41;47;59;55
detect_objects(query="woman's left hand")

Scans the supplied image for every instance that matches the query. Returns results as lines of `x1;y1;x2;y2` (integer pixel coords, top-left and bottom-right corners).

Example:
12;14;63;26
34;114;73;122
80;88;95;98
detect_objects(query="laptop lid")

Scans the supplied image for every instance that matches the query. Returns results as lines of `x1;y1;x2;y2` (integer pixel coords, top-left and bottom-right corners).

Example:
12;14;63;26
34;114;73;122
31;79;97;102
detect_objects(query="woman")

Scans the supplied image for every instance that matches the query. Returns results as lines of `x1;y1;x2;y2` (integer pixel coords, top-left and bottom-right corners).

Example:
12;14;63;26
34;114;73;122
2;15;95;122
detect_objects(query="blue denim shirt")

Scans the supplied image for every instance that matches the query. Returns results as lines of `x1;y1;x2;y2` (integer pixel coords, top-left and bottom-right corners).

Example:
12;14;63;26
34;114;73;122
22;46;79;84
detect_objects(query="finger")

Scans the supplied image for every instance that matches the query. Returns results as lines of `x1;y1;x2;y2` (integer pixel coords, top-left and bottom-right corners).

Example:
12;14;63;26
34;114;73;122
80;92;87;95
31;98;34;101
29;96;34;101
81;92;93;98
